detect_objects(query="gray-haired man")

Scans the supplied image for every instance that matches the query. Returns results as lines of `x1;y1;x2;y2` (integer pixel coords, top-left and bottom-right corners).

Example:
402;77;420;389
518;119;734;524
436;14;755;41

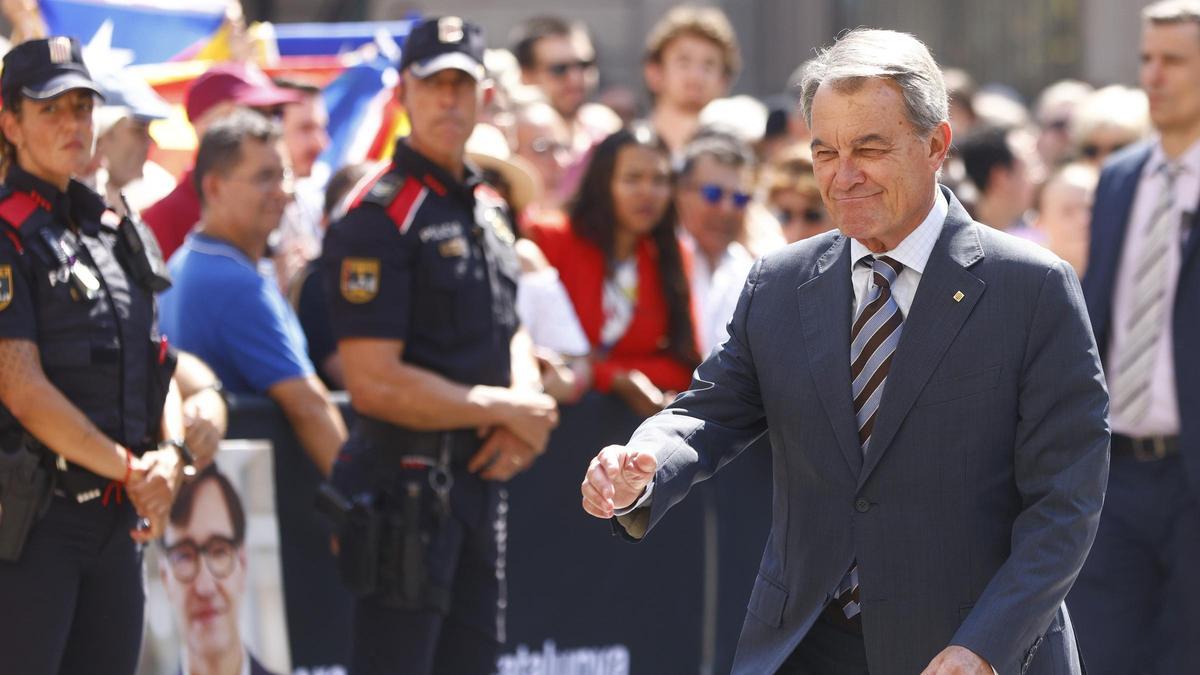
581;28;1108;675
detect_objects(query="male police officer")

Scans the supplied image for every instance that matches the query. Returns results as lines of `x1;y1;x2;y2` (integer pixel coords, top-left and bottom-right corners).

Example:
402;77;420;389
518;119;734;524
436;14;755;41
321;16;558;675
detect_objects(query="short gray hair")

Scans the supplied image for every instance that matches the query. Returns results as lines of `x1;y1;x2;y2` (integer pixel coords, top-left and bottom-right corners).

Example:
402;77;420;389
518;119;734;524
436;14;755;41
798;29;948;137
1143;0;1200;27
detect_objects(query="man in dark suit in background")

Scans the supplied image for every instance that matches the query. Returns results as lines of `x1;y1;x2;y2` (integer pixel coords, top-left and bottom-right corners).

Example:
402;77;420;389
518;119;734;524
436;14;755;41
1068;2;1200;672
581;28;1109;675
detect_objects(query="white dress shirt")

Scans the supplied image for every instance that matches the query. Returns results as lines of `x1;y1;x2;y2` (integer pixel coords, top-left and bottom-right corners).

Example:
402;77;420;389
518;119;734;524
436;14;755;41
1106;137;1200;437
848;188;947;315
681;233;756;356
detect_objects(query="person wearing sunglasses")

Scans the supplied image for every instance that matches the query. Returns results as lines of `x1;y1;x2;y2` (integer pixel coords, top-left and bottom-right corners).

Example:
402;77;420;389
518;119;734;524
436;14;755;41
763;145;830;245
510;19;620;152
159;466;281;675
510;17;621;207
675;131;756;357
511;17;598;130
1070;84;1151;168
1033;79;1093;168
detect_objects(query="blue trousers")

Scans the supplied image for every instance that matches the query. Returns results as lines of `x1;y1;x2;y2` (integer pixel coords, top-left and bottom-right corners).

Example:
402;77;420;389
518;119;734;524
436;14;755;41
0;494;143;675
1068;453;1200;674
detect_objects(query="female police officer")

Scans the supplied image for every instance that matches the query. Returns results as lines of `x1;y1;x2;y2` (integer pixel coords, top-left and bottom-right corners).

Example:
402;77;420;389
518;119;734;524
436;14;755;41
0;37;188;673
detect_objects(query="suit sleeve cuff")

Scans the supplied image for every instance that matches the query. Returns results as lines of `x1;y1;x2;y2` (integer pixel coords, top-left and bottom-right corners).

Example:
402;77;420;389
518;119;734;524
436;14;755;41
612;480;654;516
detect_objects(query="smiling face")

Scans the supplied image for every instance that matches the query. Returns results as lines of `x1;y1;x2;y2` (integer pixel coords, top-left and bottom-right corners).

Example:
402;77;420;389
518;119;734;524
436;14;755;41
160;480;247;661
676;154;751;258
809;78;950;252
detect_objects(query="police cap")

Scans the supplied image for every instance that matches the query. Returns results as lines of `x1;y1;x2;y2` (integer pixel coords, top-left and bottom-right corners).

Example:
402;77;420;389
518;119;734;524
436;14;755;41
398;16;486;81
1;37;104;103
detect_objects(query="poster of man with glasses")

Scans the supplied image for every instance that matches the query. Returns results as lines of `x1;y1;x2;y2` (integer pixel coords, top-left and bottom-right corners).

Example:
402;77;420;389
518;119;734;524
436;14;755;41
157;465;285;675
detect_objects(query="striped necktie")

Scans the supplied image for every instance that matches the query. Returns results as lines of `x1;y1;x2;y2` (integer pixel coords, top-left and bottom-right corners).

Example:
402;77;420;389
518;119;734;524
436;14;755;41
835;255;905;619
1110;163;1182;425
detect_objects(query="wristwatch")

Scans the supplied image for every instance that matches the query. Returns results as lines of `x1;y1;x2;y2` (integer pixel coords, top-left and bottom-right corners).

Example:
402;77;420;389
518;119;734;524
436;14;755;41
163;438;198;478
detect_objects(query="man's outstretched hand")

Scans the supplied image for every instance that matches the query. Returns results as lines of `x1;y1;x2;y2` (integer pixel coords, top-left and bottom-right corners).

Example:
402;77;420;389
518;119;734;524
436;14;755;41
581;445;657;519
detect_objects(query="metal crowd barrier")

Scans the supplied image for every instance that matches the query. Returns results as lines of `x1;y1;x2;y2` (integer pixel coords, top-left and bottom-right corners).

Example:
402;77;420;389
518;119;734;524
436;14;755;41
225;390;771;675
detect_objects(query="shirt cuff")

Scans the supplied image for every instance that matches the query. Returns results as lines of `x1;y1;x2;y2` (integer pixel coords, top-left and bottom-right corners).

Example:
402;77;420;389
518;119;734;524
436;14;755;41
612;479;654;516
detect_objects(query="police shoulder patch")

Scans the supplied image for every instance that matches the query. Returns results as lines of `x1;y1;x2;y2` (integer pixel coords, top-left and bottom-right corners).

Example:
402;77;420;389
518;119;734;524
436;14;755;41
340;257;380;304
0;265;13;311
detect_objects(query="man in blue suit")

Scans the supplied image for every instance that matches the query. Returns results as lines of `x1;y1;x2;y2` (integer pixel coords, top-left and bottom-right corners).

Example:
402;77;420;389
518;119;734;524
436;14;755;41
1067;2;1200;672
581;29;1109;675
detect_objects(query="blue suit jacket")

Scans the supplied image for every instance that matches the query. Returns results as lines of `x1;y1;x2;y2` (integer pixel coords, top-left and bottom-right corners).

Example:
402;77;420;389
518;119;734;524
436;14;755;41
1083;141;1200;492
620;188;1109;675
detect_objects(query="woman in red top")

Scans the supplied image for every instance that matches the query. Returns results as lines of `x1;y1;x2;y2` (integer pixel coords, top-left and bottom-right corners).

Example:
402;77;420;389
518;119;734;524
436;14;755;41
526;124;699;417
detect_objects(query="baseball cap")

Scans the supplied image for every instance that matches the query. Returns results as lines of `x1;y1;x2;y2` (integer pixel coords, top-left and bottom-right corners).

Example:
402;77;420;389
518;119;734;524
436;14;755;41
94;69;172;122
1;36;104;103
185;62;302;124
398;16;486;81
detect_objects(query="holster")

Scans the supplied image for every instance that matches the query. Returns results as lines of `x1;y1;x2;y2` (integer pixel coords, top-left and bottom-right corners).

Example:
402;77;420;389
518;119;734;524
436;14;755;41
319;459;454;613
0;445;53;562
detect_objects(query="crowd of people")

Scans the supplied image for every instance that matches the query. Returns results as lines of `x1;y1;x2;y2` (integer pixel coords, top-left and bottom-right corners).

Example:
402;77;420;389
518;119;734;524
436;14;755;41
0;0;1196;673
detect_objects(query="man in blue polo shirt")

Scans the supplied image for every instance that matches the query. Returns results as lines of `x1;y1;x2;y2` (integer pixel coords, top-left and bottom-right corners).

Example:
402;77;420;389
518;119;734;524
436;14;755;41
158;109;346;475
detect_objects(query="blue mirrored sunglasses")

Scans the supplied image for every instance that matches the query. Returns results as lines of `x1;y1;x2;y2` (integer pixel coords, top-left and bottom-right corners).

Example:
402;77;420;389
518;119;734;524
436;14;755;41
696;184;752;209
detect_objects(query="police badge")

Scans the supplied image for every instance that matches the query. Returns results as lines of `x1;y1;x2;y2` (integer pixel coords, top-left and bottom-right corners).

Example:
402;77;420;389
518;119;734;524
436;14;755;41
0;265;13;311
340;258;380;304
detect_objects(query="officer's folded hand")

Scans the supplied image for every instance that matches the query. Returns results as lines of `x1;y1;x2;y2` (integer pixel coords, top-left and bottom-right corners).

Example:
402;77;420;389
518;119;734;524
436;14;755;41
581;445;657;519
468;427;538;482
126;448;183;540
501;389;559;454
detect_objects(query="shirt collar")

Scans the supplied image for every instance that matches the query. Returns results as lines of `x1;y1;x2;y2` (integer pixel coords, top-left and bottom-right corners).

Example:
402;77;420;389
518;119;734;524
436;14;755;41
1147;135;1200;179
848;187;947;274
180;646;253;675
185;231;256;270
391;138;483;203
5;163;104;235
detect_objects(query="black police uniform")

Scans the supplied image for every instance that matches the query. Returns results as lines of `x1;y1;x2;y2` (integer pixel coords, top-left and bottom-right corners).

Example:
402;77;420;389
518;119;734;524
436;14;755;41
0;37;174;674
322;137;521;674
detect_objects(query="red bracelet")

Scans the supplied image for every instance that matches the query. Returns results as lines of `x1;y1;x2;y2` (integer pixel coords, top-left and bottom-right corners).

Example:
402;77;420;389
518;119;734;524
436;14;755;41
121;446;133;485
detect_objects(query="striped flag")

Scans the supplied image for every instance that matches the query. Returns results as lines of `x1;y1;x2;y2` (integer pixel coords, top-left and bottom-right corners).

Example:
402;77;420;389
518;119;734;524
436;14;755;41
315;32;411;177
39;0;226;64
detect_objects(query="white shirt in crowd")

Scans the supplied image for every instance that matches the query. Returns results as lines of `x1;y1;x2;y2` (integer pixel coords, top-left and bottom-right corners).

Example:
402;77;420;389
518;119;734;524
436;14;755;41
680;232;755;357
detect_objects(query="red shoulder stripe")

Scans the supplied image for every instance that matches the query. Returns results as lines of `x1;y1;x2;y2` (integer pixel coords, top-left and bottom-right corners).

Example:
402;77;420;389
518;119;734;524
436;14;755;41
345;161;395;212
0;191;40;230
387;180;428;235
422;173;447;197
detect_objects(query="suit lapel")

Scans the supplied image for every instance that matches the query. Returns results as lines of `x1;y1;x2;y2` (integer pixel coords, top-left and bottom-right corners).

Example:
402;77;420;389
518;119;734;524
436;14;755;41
1085;144;1151;354
796;236;863;477
857;191;987;489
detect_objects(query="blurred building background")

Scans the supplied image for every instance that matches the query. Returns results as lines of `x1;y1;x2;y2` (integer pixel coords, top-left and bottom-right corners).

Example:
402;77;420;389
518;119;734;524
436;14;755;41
214;0;1145;105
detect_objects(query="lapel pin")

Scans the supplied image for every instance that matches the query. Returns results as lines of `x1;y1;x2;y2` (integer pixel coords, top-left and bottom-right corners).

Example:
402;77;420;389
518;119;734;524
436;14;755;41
953;291;965;302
